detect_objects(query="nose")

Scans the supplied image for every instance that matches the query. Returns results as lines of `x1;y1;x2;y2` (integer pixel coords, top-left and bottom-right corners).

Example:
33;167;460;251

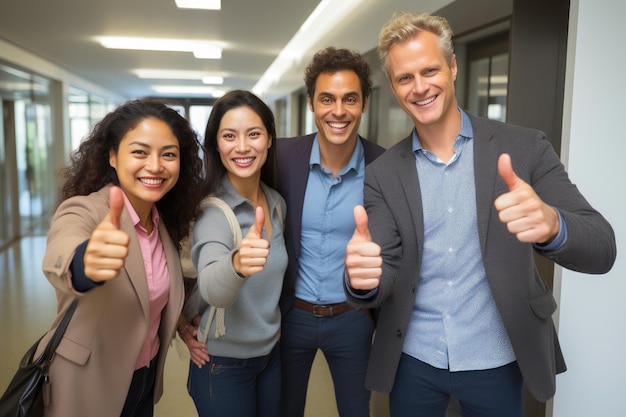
235;137;249;152
412;76;427;94
146;154;163;172
332;100;347;117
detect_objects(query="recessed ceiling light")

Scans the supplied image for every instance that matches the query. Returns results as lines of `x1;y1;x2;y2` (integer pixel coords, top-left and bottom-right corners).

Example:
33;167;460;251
201;75;224;85
98;37;222;59
175;0;221;10
133;69;223;84
152;85;225;97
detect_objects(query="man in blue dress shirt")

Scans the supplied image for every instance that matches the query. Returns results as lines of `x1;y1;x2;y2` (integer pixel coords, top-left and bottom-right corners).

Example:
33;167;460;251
344;11;616;417
277;47;385;417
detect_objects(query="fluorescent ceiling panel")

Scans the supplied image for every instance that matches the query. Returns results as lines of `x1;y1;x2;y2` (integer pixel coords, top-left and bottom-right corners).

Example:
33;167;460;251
133;69;224;84
152;85;225;96
175;0;221;10
98;37;222;59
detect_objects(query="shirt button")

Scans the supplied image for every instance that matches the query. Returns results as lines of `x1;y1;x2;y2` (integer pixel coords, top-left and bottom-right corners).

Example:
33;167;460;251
396;329;402;338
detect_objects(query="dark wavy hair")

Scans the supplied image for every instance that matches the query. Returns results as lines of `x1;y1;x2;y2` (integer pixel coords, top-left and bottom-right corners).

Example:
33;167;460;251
201;90;278;196
304;47;372;109
59;98;204;244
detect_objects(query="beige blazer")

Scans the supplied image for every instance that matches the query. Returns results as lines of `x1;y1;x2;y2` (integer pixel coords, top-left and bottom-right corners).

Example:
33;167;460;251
37;185;184;417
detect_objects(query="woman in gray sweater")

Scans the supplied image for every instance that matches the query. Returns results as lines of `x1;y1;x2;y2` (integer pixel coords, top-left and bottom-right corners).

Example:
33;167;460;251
180;90;287;417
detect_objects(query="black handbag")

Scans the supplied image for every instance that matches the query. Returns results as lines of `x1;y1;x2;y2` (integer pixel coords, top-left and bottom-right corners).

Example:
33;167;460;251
0;299;78;417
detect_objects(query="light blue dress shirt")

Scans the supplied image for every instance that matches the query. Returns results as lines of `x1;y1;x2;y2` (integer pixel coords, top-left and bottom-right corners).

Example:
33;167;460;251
402;109;518;371
294;136;365;304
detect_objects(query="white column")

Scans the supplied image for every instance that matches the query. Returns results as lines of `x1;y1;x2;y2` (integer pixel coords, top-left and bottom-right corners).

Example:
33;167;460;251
552;0;626;415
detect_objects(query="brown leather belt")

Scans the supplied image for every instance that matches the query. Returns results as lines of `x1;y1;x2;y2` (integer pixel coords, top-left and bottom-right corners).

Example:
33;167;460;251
294;298;356;318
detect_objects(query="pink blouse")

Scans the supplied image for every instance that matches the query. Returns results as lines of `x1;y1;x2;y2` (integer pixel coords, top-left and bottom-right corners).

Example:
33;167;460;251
122;195;170;370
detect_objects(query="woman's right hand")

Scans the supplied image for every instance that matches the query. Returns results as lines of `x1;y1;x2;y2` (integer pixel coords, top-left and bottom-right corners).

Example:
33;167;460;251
233;207;269;277
83;186;130;282
181;315;210;367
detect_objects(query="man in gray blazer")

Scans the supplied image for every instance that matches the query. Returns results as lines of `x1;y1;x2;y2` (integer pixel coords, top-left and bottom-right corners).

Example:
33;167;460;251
344;11;616;417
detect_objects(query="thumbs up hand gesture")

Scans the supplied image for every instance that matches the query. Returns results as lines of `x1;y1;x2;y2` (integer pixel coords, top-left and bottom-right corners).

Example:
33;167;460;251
345;205;382;290
83;186;131;282
494;153;560;244
233;207;269;277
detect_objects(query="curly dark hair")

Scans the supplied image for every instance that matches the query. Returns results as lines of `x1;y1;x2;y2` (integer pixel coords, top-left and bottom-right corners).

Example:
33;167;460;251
304;47;372;109
59;98;205;244
201;90;278;196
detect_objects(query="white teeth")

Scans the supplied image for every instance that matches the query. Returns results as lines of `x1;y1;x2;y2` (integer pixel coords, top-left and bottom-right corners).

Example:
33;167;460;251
416;96;436;106
140;178;164;185
234;157;254;164
329;122;348;129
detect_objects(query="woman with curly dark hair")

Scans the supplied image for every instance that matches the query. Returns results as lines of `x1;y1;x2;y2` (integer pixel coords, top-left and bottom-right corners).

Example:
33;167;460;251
37;98;205;417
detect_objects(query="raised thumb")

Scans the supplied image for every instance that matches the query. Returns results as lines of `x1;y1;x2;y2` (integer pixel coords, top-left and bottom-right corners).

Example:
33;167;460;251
108;185;125;229
253;206;264;237
497;153;519;191
353;205;372;241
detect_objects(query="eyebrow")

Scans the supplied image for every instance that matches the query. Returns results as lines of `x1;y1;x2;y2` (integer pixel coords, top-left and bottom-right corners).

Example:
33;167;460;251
128;141;180;150
318;91;359;97
219;126;264;133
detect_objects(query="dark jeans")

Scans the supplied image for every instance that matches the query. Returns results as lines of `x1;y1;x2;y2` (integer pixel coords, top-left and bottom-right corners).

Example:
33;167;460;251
390;354;523;417
280;307;373;417
120;359;156;417
188;343;281;417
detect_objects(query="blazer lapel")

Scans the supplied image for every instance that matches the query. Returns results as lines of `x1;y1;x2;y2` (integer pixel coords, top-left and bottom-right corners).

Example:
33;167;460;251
396;137;425;247
119;211;150;321
471;115;499;252
289;135;315;259
159;221;183;329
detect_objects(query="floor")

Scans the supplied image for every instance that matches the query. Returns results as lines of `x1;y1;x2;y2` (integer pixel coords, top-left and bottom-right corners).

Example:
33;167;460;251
0;235;391;416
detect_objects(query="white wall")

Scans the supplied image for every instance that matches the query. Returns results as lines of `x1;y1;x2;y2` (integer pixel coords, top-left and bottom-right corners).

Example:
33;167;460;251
552;0;625;415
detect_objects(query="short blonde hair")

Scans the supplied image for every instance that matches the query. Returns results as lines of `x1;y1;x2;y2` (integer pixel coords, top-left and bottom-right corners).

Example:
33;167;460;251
378;11;455;79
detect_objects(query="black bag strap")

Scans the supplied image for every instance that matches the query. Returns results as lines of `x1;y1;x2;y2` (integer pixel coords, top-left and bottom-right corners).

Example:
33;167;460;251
40;299;78;364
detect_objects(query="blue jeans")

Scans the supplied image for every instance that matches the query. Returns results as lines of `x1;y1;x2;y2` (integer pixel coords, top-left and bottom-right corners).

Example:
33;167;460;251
188;343;281;417
280;307;373;417
389;354;523;417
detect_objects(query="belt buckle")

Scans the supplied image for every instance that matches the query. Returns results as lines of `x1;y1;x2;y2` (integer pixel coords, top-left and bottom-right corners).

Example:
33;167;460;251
312;304;331;318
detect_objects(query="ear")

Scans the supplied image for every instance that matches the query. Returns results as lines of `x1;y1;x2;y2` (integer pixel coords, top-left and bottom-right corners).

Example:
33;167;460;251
109;149;117;169
308;96;314;112
450;54;458;81
362;96;369;113
268;135;273;149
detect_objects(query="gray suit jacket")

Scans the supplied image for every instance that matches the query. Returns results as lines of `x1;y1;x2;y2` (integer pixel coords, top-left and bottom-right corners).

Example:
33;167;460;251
346;113;616;402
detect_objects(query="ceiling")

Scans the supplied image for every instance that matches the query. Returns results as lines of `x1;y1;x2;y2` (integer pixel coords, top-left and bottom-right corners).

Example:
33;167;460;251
0;0;511;102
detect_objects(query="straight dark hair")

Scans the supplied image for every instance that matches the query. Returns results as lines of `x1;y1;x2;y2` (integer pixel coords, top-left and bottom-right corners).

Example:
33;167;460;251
202;90;278;196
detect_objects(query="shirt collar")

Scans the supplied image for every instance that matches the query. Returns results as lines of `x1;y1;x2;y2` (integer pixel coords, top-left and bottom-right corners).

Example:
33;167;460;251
215;174;273;212
309;134;365;176
120;188;160;231
412;107;474;153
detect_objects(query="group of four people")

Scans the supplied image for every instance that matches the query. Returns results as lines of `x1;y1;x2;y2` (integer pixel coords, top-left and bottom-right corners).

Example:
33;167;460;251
36;10;615;417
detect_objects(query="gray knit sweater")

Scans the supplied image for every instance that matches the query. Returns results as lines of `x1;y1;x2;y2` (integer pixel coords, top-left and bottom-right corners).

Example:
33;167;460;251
190;176;287;359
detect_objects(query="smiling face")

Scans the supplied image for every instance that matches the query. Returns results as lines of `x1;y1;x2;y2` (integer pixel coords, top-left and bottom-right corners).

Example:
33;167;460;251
387;30;458;134
217;106;272;187
109;117;180;218
309;70;368;150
